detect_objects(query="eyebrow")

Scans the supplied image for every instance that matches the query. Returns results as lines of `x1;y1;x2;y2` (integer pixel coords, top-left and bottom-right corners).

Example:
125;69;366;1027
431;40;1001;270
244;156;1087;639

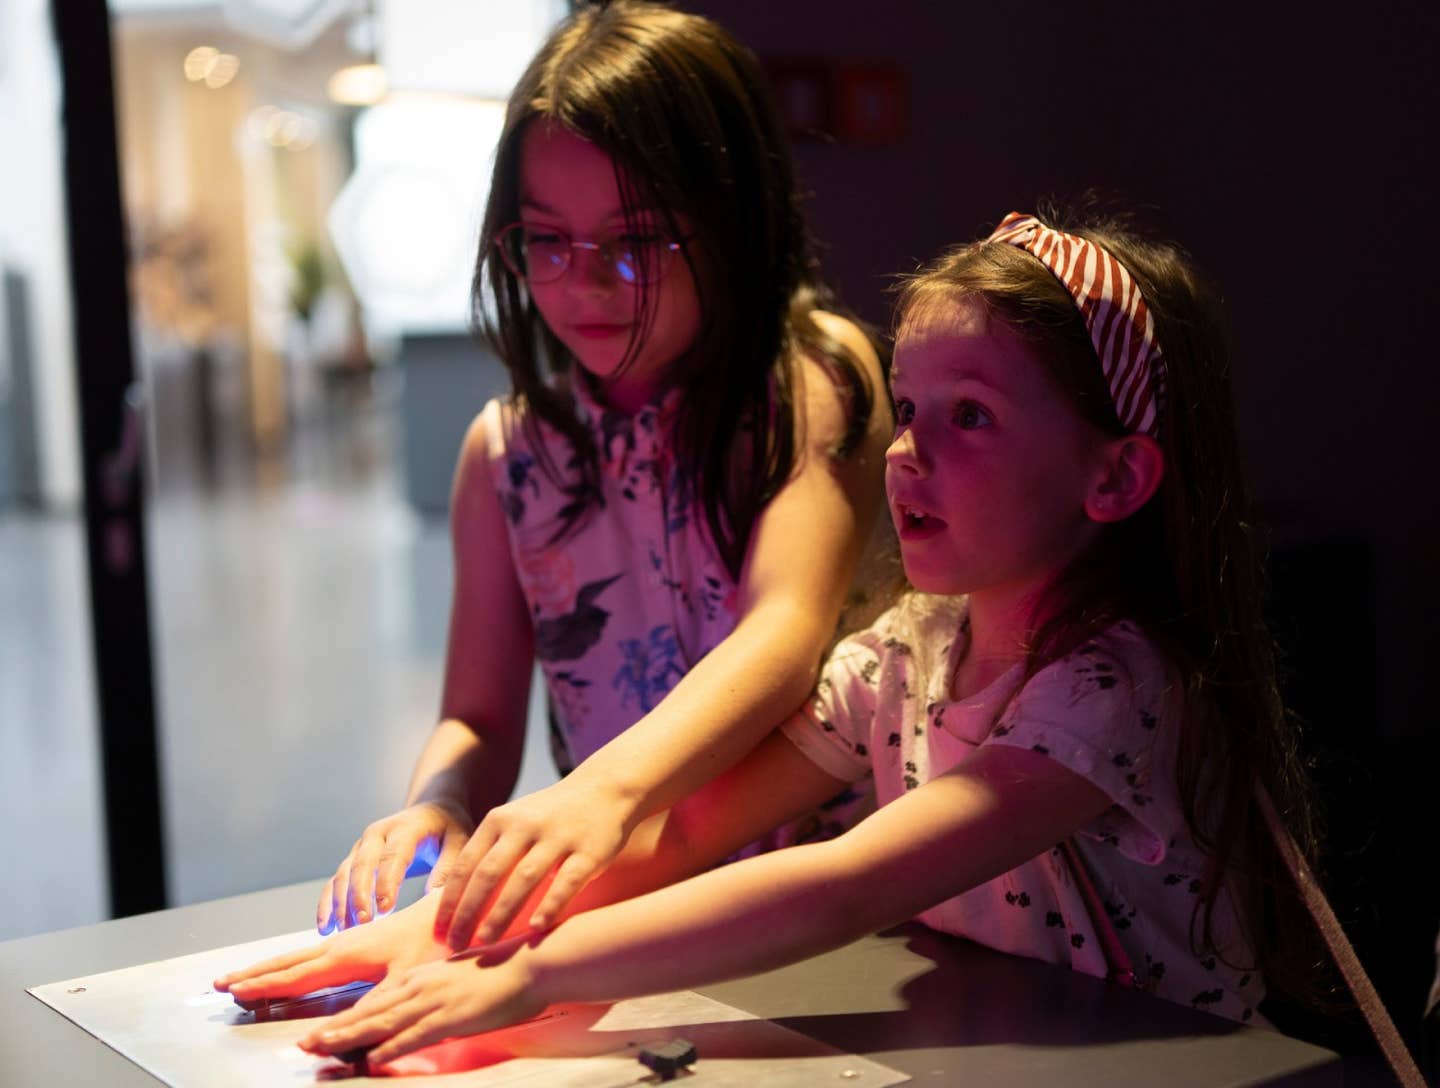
945;366;1002;388
518;198;585;219
518;198;663;221
890;366;1003;393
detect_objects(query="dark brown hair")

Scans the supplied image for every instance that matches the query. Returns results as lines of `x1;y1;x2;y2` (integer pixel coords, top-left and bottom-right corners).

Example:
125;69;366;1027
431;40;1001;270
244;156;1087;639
893;207;1323;1000
473;0;879;576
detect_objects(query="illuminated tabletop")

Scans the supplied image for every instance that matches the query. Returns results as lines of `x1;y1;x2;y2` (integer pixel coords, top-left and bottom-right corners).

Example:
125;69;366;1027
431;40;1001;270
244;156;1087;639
2;879;1340;1085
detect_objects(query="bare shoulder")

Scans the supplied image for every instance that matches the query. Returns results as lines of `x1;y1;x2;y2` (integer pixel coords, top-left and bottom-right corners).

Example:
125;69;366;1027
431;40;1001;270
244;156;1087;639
451;399;511;520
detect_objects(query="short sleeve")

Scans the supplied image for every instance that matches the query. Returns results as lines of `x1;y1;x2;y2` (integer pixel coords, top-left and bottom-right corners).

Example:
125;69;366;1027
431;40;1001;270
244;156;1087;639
980;625;1182;865
781;627;885;784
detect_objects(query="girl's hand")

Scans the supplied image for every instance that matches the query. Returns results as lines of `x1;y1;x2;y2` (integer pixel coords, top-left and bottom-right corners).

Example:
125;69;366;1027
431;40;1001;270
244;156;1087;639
297;946;544;1067
214;895;450;1003
435;779;630;950
318;800;474;933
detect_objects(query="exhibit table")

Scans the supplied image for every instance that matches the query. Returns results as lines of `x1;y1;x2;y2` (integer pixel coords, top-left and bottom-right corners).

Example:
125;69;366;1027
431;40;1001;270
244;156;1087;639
2;879;1340;1085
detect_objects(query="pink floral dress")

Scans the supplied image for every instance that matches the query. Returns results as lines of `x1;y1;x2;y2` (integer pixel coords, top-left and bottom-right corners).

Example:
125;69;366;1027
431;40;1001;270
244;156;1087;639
480;382;734;769
479;381;870;847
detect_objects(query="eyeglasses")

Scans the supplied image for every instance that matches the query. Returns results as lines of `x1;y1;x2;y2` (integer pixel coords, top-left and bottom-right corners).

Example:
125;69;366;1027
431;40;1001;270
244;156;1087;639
494;222;686;286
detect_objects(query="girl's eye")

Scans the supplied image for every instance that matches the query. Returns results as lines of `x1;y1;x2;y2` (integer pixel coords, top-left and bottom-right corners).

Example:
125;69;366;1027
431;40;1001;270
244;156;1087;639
523;228;565;245
893;398;915;426
954;401;992;430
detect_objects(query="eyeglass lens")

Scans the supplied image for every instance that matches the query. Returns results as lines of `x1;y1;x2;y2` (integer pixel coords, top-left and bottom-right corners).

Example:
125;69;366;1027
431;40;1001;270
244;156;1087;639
500;226;676;286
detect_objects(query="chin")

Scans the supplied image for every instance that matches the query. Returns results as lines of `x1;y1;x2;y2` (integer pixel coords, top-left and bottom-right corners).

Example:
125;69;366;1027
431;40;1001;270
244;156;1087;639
566;350;625;380
900;559;967;597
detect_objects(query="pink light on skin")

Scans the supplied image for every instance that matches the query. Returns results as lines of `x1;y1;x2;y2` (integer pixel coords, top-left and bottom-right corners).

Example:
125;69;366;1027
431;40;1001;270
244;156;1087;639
516;122;703;415
304;1003;607;1073
885;301;1107;602
314;1035;512;1078
886;300;1115;696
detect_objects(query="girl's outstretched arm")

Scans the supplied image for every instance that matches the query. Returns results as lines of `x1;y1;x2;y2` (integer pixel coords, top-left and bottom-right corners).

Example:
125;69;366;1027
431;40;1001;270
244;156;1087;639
435;315;890;948
318;409;536;933
302;743;1113;1067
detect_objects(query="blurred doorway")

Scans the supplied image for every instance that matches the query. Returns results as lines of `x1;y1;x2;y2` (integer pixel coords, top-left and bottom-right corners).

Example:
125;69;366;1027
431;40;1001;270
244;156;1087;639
0;0;564;942
108;0;565;911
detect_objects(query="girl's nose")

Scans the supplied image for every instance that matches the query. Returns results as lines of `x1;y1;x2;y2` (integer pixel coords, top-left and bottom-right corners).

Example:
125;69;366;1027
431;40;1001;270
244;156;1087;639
885;427;925;475
569;243;620;292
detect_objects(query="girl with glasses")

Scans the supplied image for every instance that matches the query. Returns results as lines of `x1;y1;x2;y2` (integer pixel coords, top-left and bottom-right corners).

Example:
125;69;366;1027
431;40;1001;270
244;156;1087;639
282;0;888;944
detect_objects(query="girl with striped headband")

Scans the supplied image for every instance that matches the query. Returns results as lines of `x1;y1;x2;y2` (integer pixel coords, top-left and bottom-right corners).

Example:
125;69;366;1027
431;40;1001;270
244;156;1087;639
233;210;1323;1063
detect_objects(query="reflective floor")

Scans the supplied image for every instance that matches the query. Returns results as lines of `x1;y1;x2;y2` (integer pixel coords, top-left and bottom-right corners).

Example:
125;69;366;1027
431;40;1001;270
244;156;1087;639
0;390;557;942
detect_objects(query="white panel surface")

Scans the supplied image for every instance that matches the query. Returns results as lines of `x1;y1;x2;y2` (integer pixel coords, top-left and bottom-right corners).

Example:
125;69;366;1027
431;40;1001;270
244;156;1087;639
31;932;909;1086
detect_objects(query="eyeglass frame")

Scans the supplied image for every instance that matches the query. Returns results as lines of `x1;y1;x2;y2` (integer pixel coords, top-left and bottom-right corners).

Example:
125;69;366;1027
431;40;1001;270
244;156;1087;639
493;221;689;286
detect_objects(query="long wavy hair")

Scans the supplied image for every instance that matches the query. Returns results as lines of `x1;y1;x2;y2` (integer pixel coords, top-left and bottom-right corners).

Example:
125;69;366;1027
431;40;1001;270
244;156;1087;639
472;0;879;577
892;206;1323;1000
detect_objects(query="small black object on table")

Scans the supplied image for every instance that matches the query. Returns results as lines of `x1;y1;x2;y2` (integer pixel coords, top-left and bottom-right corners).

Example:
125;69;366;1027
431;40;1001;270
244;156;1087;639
638;1037;698;1081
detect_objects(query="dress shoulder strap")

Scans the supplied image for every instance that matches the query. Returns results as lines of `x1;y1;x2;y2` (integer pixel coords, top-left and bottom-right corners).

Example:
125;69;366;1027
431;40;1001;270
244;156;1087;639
1254;784;1426;1086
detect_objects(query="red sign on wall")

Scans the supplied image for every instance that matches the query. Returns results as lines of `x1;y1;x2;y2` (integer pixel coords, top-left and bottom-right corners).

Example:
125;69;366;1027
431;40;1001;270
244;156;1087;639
833;64;907;145
764;60;907;146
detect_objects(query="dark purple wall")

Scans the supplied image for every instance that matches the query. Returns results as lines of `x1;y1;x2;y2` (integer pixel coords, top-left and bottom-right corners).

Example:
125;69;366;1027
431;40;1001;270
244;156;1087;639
693;0;1439;1047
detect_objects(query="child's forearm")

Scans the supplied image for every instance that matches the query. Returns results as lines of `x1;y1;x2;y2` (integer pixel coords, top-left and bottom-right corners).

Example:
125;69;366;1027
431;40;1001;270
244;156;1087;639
405;718;522;816
564;599;832;831
522;838;879;1008
525;745;1115;1005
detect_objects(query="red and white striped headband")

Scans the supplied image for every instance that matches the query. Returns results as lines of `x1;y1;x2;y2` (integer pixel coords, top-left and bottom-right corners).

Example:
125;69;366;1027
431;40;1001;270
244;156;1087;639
987;212;1166;437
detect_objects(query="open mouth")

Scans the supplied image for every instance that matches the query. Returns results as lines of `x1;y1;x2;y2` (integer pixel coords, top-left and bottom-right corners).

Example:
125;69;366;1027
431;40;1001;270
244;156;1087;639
895;502;946;537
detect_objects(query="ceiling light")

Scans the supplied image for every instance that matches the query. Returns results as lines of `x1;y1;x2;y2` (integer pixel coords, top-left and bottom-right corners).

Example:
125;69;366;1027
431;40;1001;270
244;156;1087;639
183;46;218;81
327;62;387;106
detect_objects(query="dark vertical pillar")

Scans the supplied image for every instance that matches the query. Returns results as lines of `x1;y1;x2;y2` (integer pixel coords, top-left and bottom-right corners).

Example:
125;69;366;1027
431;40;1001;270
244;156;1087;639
51;0;168;917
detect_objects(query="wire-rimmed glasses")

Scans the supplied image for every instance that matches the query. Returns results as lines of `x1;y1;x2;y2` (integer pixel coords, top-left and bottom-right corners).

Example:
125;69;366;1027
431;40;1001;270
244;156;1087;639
494;222;686;286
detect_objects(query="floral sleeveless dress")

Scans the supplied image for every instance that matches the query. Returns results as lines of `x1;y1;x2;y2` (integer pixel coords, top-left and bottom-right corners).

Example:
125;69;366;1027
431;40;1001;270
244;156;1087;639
479;381;870;848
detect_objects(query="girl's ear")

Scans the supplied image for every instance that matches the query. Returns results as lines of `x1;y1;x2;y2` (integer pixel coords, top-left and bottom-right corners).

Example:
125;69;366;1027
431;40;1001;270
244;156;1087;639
1085;434;1165;524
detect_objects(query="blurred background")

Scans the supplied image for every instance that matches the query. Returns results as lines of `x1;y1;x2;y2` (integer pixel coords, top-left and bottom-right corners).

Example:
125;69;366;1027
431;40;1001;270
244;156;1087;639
1;0;1436;1060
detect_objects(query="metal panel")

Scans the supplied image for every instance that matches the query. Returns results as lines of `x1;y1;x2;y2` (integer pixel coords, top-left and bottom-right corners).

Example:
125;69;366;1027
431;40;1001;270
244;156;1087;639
31;931;909;1086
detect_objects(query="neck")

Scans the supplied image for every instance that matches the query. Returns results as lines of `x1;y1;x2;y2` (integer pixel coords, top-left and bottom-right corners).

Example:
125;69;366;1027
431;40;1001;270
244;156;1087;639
600;375;661;414
576;362;669;417
952;583;1044;701
952;527;1109;698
